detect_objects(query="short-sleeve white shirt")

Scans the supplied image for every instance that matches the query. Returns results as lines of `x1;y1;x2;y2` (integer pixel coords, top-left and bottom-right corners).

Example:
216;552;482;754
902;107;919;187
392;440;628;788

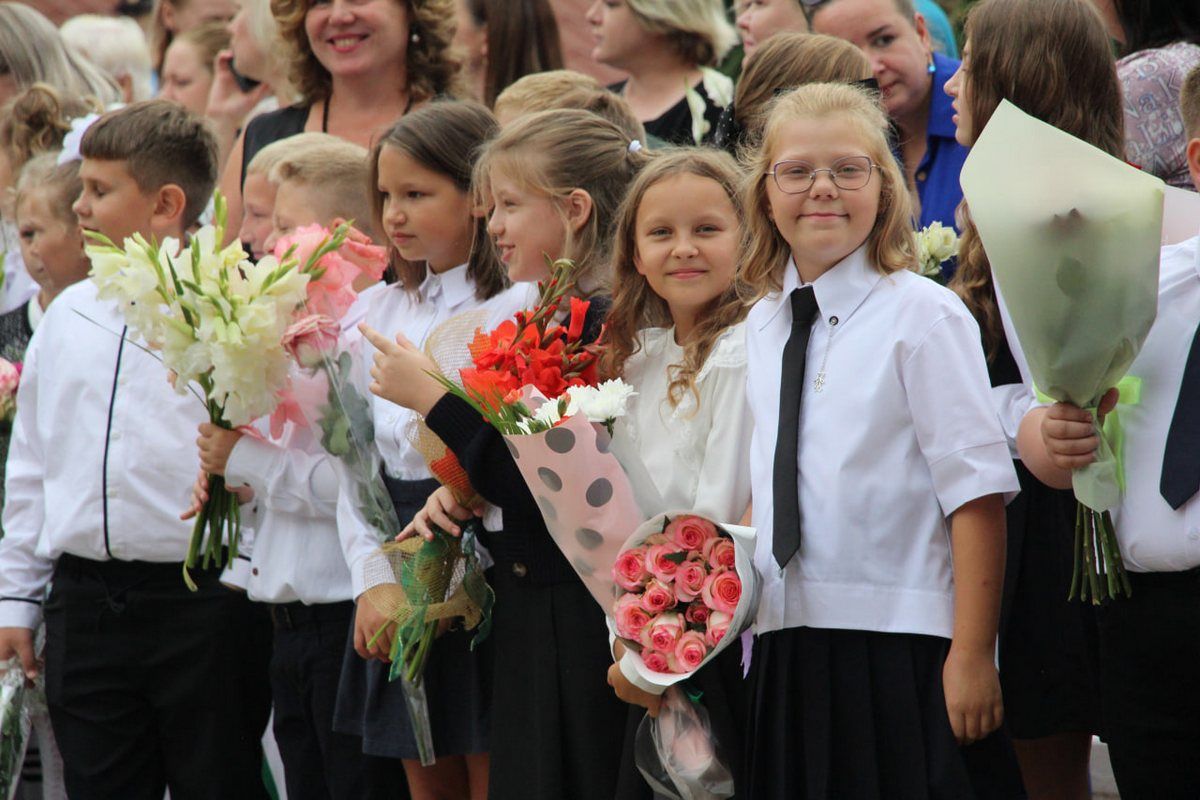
746;246;1018;639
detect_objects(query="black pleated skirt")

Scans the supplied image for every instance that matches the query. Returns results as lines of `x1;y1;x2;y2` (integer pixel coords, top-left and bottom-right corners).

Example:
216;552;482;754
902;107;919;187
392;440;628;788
746;627;1026;800
615;640;751;799
485;565;628;800
331;476;492;760
998;462;1101;739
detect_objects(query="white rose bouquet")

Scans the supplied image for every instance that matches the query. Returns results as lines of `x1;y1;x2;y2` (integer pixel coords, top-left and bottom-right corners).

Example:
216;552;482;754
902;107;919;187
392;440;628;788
86;193;349;587
914;221;959;282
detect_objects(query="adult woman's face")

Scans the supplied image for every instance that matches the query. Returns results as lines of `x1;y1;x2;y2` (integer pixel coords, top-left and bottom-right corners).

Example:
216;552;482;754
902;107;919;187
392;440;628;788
737;0;809;61
304;0;410;80
159;38;215;115
228;2;267;80
811;0;933;121
585;0;658;71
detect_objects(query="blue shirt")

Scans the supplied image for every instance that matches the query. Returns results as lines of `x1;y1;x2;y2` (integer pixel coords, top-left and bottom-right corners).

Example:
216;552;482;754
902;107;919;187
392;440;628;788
900;51;969;278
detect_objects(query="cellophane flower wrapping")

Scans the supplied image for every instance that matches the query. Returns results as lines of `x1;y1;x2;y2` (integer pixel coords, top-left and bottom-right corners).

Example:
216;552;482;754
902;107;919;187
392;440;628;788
960;100;1164;602
0;658;33;800
634;686;735;800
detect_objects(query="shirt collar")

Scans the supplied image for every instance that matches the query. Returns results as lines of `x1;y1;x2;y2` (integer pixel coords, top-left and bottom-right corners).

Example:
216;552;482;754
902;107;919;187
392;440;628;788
756;246;881;330
418;263;473;307
927;52;960;141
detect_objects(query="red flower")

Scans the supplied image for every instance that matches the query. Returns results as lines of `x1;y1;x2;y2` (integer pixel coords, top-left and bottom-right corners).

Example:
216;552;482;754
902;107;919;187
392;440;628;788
568;296;589;340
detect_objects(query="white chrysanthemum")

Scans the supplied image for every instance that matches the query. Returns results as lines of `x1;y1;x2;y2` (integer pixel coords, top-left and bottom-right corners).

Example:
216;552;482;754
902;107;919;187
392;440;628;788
566;379;636;423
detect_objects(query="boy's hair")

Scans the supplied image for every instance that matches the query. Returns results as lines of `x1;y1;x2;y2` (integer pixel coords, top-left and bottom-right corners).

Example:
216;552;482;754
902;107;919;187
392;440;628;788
624;0;737;67
475;108;651;296
548;87;648;146
0;84;101;174
15;153;83;230
245;131;341;178
370;100;507;298
1183;64;1200;140
949;0;1123;359
733;33;871;153
604;148;748;408
741;82;915;301
80;99;218;229
492;69;600;121
268;138;372;236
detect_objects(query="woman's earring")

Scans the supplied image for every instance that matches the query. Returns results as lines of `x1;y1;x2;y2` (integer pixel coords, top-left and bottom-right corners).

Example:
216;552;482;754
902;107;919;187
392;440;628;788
927;58;936;74
410;30;420;44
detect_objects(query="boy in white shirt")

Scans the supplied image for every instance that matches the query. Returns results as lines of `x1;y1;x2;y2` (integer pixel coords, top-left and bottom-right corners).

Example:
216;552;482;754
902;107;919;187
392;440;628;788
1018;73;1200;796
0;100;272;800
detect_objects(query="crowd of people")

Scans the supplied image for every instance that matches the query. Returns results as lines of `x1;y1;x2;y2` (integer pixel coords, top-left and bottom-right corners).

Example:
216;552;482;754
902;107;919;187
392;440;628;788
0;0;1199;798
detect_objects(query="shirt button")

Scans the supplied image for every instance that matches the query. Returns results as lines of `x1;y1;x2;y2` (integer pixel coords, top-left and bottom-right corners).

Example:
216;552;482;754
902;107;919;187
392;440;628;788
828;316;839;326
916;170;928;181
251;567;259;576
109;430;122;441
511;562;528;578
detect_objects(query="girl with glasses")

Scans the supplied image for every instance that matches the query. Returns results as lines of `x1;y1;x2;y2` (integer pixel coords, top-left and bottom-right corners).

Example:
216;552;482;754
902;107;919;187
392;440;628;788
741;81;1023;799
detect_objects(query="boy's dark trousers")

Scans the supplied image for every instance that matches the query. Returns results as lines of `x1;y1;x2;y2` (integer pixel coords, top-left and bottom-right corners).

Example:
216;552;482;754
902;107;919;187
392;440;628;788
43;553;273;800
1096;567;1200;800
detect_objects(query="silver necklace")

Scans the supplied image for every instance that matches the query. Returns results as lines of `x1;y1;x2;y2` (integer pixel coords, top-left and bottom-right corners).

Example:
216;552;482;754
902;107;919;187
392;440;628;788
813;315;839;393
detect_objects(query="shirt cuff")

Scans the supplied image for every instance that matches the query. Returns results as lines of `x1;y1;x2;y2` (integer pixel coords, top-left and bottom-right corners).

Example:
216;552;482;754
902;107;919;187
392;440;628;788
352;550;398;599
929;440;1021;514
0;598;42;628
225;435;281;491
221;554;253;592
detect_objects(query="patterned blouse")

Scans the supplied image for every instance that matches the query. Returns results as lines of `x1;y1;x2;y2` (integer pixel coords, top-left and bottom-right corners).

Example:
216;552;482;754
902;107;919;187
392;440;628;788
1119;41;1200;190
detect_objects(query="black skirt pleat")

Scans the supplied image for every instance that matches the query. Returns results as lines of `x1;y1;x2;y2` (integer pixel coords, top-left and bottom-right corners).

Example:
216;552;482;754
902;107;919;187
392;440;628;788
746;627;1025;800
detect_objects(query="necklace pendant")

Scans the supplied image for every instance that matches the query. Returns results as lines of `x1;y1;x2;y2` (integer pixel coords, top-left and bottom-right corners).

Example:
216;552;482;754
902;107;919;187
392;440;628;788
813;371;826;393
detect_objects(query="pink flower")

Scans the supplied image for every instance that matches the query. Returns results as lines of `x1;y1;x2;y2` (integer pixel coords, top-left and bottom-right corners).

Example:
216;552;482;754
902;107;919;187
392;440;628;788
642;650;672;673
701;568;741;616
706;610;732;648
684;601;710;626
646;613;684;653
674;560;709;603
614;593;652;641
674;629;710;672
613;547;650;592
704;537;736;570
665;515;719;550
275;223;388;321
0;358;20;399
282;314;341;369
645;542;686;582
640;579;676;614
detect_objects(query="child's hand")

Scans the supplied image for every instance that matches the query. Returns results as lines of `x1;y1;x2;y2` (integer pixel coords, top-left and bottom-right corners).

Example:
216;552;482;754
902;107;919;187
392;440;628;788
1040;388;1119;471
942;645;1003;745
397;486;481;541
0;626;38;682
353;594;395;663
180;470;209;520
196;422;243;476
358;324;445;415
606;661;663;717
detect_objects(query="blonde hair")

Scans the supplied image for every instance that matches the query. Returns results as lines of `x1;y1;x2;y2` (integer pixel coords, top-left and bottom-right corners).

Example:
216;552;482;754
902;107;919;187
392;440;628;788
15;154;82;232
0;2;122;106
740;82;915;301
475;108;650;295
0;84;102;174
492;69;599;120
60;15;154;102
269;139;374;236
604;148;748;408
245;131;340;177
626;0;738;66
733;33;871;152
271;0;463;104
1185;64;1200;140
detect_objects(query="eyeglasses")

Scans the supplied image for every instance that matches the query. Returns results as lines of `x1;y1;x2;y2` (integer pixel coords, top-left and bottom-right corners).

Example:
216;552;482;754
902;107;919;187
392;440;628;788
766;156;877;194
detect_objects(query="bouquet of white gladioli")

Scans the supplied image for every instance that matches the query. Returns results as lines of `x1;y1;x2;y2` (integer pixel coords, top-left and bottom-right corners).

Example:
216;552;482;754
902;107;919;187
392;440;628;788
86;193;349;587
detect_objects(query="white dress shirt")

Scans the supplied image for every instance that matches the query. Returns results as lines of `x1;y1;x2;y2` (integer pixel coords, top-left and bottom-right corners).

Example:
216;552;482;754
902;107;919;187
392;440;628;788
0;280;210;628
746;247;1019;639
220;284;385;605
615;323;752;522
337;266;532;597
1104;235;1200;572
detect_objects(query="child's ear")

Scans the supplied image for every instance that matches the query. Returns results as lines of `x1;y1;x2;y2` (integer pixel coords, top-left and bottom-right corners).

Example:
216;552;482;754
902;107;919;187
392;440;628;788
152;183;188;230
564;189;594;233
1187;138;1200;194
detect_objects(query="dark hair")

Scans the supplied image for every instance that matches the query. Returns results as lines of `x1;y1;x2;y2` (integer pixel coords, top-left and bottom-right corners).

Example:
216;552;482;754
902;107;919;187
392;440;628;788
1113;0;1200;53
272;0;463;103
470;0;563;106
951;0;1124;358
370;99;508;299
80;99;218;228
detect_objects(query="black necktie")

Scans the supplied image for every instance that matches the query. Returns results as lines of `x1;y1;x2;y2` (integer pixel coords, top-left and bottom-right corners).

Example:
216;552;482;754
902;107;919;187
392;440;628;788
773;286;820;569
1161;320;1200;509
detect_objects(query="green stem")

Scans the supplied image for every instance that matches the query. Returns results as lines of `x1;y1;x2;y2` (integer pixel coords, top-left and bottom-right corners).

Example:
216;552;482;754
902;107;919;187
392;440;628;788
1069;502;1083;601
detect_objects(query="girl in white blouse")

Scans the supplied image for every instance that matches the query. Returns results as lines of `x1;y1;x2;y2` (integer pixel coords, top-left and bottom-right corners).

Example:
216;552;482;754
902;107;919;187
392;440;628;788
600;148;753;798
740;83;1022;799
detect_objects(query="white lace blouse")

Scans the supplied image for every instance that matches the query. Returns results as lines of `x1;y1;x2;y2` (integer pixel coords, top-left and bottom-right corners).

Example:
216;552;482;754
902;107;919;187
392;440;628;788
615;322;752;524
